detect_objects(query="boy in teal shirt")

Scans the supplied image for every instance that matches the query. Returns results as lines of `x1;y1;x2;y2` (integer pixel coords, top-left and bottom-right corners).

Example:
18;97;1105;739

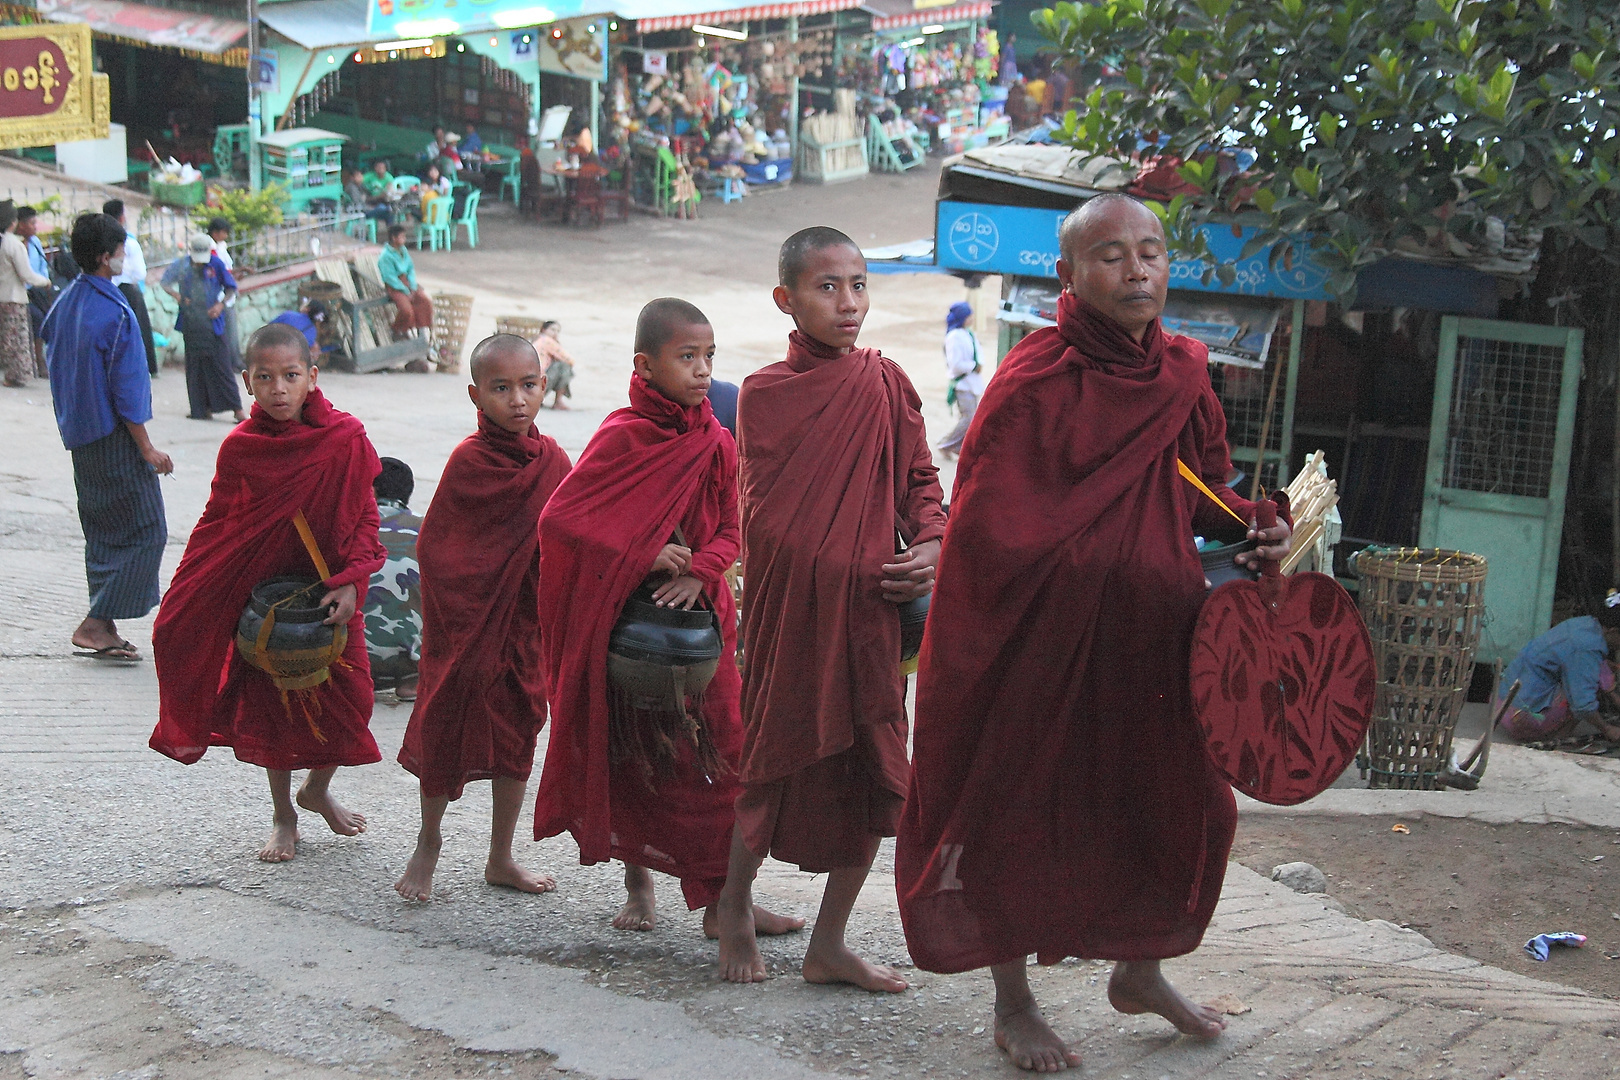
377;224;433;341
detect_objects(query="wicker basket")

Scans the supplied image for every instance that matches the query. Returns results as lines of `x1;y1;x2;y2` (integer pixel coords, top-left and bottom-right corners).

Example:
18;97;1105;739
1354;547;1489;789
432;293;475;373
494;315;548;343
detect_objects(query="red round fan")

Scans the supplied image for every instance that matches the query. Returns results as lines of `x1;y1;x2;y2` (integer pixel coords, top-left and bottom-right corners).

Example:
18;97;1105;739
1189;501;1376;806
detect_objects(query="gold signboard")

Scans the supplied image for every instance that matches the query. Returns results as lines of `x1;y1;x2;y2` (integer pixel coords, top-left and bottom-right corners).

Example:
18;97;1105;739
0;22;109;149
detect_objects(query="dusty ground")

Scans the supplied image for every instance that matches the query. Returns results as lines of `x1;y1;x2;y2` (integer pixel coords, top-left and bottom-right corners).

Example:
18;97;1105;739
1233;812;1620;1001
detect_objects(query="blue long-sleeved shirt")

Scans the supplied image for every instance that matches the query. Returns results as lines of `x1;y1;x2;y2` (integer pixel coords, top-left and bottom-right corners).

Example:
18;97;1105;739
25;235;48;279
1504;615;1611;714
43;273;151;450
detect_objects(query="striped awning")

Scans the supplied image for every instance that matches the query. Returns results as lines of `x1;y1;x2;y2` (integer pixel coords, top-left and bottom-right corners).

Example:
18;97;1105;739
869;0;993;31
633;0;864;33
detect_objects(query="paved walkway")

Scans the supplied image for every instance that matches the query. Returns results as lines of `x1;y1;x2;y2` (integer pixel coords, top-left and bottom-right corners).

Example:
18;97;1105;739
5;186;1620;1079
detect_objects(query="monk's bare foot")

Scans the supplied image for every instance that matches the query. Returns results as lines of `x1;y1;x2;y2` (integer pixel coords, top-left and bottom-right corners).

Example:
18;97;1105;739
802;941;908;993
614;869;657;931
703;904;804;938
295;785;367;836
1108;961;1227;1039
484;855;556;894
393;836;440;901
995;1003;1080;1073
259;819;300;862
714;895;767;983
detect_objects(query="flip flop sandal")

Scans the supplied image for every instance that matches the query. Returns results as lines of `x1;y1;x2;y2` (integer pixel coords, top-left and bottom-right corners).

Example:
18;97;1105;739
73;639;140;661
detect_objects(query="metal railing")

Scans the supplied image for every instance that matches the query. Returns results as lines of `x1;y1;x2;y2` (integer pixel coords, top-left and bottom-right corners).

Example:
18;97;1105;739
232;212;370;274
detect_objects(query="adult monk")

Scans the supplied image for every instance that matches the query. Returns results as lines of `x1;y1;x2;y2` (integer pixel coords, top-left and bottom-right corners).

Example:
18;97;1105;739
714;227;946;989
895;194;1291;1071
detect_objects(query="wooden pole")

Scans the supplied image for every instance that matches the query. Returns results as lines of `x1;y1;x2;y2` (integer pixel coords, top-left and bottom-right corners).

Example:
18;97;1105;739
1250;333;1287;503
277;49;321;132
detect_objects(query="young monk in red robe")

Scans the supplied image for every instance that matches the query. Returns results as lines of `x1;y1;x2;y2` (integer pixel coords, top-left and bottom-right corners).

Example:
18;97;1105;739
533;298;803;948
713;228;947;989
896;194;1292;1072
151;322;385;862
394;334;571;901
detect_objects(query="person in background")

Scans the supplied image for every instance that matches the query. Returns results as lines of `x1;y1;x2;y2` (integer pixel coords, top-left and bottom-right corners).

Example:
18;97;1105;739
459;123;483;167
1024;59;1050;118
534;320;575;410
206;217;243;372
438;131;463;177
937;300;985;460
345;168;393;227
270;298;329;350
363;159;396;202
104;199;157;377
162;232;243;422
1498;595;1620;744
707;377;739;439
17;205;54;378
0;199;50;388
377;224;433;341
1046;57;1073;120
419;164;452;220
44;211;172;661
423;126;447;167
999;33;1019;86
365;456;424;702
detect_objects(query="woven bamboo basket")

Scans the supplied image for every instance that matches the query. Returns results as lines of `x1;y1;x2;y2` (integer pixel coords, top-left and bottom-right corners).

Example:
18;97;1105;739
494;315;548;343
1354;547;1488;790
431;293;474;373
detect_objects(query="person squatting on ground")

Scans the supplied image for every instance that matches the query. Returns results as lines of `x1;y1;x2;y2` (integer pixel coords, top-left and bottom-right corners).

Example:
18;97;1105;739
716;227;946;989
895;194;1292;1072
393;335;572;902
532;298;803;950
150;322;385;862
44;212;173;661
936;299;984;458
536;320;575;410
162;233;244;422
1498;595;1620;744
364;456;424;703
377;224;434;341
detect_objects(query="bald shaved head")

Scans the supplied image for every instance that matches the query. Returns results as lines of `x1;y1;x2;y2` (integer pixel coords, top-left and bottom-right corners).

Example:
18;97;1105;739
1055;193;1170;342
469;333;541;384
1058;193;1161;265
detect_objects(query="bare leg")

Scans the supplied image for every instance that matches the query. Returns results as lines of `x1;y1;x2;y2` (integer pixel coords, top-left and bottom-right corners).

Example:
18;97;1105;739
71;616;135;657
992;959;1079;1072
484;776;555;893
1108;959;1227;1039
295;767;367;835
614;863;657;931
259;769;300;862
713;827;767;983
800;836;907;993
703;903;805;938
394;789;448;900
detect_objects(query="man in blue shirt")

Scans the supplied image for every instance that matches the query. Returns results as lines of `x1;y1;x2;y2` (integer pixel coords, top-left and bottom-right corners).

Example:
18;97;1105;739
18;205;54;378
44;212;173;661
1500;599;1620;743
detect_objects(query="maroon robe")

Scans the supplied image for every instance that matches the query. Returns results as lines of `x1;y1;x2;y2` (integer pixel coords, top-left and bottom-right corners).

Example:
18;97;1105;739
735;331;946;872
398;412;571;800
533;375;740;908
896;292;1277;971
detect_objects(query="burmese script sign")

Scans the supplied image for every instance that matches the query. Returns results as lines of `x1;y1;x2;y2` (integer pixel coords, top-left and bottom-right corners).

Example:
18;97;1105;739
0;23;109;150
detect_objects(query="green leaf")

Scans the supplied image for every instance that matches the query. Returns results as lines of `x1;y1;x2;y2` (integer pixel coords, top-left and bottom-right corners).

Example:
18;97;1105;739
1317;111;1340;148
1291;166;1321;198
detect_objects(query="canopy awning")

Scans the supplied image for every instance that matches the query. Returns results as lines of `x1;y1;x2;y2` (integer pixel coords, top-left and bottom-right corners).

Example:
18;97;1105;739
257;0;370;51
625;0;863;34
862;0;993;32
34;0;247;54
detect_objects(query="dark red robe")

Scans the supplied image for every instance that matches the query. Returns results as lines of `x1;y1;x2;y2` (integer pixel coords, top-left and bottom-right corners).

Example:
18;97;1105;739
398;412;571;800
533;376;741;909
735;331;946;872
895;293;1279;972
151;388;386;772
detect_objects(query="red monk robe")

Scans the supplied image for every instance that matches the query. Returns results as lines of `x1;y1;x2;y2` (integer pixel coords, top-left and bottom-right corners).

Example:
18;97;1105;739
399;412;571;799
533;375;741;908
151;388;386;771
735;331;946;872
896;293;1285;973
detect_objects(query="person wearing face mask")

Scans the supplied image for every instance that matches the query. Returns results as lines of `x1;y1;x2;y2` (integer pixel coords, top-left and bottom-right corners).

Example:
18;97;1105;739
0;198;50;387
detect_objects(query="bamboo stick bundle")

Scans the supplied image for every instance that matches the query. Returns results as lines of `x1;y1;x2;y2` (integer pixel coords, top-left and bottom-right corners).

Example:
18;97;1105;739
1279;450;1341;575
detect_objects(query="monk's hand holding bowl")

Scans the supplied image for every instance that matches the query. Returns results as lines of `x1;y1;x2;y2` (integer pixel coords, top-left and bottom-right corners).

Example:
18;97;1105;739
320;582;358;626
652;573;704;610
1237;517;1292;571
881;538;941;603
649;542;693;578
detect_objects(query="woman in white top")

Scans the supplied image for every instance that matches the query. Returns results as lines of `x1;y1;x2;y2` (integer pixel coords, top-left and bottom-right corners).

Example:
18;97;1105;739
0;200;50;387
937;300;986;458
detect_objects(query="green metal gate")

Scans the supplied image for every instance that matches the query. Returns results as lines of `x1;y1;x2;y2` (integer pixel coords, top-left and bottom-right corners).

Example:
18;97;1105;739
1420;316;1584;663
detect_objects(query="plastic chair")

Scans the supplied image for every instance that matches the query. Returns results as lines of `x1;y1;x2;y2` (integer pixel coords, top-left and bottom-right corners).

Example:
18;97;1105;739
390;175;421;199
345;214;378;243
716;175;744;203
453;189;481;248
414;196;452;251
501;171;521;203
